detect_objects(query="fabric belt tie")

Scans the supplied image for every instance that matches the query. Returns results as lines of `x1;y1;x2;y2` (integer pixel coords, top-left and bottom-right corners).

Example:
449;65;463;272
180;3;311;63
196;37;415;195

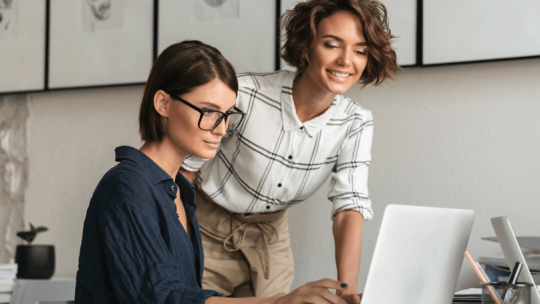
195;185;285;280
201;213;280;280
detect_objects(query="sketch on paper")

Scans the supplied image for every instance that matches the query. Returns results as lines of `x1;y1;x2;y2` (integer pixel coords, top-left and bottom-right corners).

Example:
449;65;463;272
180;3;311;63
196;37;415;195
194;0;239;22
82;0;123;32
0;0;18;40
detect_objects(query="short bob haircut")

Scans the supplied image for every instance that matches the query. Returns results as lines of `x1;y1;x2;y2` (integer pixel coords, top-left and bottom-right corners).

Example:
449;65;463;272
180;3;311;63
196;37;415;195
280;0;401;86
139;40;238;143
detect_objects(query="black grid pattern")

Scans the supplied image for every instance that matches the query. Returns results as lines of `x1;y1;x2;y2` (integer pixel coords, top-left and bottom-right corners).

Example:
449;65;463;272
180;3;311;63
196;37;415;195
183;71;374;220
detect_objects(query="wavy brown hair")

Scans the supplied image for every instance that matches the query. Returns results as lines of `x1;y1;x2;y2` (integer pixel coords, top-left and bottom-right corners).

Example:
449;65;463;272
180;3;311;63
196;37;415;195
139;40;238;143
280;0;401;86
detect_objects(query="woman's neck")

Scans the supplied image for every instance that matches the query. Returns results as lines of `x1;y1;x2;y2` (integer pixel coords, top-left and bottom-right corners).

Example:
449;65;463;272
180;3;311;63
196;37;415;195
140;139;187;180
292;72;337;123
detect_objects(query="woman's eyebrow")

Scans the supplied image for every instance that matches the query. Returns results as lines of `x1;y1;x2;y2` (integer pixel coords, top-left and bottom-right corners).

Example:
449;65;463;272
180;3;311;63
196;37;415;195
199;101;235;112
197;101;221;110
322;35;368;46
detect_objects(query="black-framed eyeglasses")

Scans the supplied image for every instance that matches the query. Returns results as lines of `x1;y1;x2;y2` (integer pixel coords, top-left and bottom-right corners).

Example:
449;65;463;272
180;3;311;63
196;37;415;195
165;91;245;132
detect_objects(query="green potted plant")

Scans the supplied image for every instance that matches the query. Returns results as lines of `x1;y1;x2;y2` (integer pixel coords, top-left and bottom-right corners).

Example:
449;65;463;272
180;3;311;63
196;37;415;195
15;223;55;279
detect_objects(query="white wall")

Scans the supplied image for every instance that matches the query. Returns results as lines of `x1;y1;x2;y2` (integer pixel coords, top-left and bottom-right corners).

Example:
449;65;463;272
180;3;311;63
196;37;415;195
24;58;540;293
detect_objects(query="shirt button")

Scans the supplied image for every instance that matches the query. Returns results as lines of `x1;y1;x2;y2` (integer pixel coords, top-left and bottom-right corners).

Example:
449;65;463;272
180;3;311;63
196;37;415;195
300;126;304;130
170;185;175;191
266;205;270;210
278;183;282;187
288;155;292;160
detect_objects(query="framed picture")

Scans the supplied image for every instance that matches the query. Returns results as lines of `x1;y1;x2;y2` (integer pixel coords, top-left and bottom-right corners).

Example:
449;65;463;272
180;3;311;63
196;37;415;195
0;0;46;94
422;0;540;65
158;0;276;73
382;0;416;66
48;0;154;89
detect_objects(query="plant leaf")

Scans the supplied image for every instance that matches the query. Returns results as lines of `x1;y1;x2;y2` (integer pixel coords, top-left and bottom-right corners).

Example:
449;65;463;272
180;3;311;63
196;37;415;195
29;223;35;232
34;227;48;233
17;232;36;243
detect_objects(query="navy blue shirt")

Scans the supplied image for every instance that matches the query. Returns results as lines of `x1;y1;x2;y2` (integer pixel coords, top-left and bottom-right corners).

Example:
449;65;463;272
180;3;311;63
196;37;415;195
75;146;220;304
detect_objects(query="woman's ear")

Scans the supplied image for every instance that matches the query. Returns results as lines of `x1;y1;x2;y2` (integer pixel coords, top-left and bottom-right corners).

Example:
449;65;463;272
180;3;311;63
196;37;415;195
154;90;171;118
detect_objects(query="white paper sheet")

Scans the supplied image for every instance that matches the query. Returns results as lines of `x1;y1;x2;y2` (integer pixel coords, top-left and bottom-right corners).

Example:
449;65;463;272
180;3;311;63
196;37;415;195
194;0;239;22
81;0;123;32
0;0;18;40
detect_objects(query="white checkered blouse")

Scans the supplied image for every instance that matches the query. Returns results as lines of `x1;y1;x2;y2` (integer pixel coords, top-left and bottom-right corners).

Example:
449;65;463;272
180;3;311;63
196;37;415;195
182;70;374;220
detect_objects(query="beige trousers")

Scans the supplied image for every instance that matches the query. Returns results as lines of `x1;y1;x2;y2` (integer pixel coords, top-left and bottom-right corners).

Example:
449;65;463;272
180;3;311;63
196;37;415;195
195;188;294;297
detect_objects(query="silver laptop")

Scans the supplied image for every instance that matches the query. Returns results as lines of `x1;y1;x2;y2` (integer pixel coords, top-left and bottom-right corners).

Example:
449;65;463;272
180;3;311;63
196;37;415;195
361;204;475;304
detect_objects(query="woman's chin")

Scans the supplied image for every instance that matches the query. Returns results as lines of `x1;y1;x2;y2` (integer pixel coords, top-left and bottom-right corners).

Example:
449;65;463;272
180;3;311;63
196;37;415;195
190;148;217;160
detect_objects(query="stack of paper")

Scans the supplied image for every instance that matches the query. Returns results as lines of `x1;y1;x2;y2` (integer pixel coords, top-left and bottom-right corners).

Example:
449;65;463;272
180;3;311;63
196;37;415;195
0;263;17;303
453;288;482;303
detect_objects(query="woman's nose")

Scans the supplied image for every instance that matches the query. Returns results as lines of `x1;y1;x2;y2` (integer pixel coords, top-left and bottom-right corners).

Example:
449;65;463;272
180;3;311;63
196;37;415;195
337;49;351;67
212;117;228;136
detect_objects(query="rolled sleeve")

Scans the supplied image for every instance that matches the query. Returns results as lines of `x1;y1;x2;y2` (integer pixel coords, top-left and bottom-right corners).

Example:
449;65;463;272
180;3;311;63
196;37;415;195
100;201;220;304
328;109;374;221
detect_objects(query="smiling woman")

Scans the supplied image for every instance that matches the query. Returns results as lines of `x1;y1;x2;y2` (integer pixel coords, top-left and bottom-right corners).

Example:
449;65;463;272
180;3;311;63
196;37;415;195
179;1;401;303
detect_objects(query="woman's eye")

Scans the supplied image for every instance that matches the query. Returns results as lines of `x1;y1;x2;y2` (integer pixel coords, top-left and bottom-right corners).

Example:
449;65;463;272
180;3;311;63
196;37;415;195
324;43;338;49
355;49;367;55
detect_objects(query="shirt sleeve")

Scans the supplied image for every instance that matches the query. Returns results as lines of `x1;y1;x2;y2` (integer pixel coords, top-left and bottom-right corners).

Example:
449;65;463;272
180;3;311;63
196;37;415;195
328;108;374;221
99;199;220;304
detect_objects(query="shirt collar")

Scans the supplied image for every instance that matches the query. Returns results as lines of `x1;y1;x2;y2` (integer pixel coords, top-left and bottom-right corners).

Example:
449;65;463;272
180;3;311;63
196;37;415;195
280;71;338;137
115;146;198;219
115;146;173;185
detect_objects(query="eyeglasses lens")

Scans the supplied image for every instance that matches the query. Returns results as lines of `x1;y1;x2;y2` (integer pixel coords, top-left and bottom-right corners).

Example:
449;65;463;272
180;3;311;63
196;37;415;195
200;111;222;131
200;111;243;131
226;113;243;131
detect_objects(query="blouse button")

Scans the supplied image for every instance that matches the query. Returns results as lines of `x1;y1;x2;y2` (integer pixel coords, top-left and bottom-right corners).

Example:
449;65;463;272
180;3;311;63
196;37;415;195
266;205;270;210
288;155;292;160
170;185;175;191
277;183;282;187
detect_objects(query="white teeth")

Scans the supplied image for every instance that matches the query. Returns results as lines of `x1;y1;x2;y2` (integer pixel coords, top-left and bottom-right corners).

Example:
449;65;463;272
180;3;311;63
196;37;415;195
330;71;350;78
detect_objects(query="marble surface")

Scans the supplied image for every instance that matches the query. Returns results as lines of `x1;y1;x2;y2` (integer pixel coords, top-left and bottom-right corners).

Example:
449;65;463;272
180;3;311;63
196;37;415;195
0;94;28;264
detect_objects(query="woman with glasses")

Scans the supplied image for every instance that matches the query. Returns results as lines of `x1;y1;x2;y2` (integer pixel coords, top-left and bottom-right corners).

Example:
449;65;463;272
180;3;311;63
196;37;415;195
75;40;352;304
180;1;401;303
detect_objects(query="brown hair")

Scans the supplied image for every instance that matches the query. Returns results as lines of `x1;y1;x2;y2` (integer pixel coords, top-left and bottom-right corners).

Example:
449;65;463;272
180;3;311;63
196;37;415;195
139;40;238;142
280;0;401;86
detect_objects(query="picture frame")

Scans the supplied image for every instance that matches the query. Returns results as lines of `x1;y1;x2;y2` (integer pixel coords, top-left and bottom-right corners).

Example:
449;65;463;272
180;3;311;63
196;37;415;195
0;0;46;94
47;0;154;89
422;0;540;65
158;0;276;73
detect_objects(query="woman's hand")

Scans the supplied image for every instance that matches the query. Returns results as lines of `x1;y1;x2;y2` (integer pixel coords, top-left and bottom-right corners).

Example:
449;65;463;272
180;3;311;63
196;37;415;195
274;279;350;304
340;293;362;304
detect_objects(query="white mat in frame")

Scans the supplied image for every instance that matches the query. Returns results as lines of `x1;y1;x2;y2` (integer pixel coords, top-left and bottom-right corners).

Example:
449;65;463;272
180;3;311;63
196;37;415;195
423;0;540;65
48;0;153;89
158;0;276;73
0;0;46;94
